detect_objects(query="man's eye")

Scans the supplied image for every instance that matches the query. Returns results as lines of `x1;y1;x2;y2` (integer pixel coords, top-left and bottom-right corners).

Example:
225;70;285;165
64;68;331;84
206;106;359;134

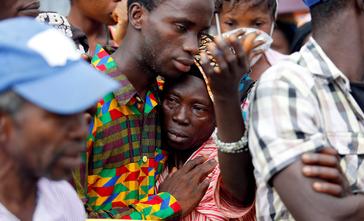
175;23;187;33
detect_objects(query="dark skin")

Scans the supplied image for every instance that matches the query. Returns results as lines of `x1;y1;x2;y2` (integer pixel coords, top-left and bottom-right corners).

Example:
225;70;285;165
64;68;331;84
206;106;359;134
220;1;275;81
199;3;275;204
0;0;40;20
109;0;216;216
160;70;345;216
112;0;214;96
200;32;260;205
301;148;350;197
200;5;353;213
162;75;216;166
0;101;87;221
68;0;121;55
267;0;364;220
160;74;217;216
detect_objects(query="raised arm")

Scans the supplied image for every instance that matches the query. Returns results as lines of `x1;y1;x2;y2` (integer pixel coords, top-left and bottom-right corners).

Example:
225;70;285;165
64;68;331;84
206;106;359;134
199;32;260;205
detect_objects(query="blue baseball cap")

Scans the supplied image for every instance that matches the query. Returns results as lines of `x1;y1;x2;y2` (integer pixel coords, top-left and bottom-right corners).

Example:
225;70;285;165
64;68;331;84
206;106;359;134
0;17;119;115
303;0;322;7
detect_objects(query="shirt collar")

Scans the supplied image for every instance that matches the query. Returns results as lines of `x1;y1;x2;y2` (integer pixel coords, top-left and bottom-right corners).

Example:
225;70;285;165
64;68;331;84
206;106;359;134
91;44;160;107
301;37;350;91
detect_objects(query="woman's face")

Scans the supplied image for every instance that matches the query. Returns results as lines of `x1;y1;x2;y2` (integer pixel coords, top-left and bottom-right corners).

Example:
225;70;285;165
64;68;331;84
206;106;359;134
162;75;215;151
220;1;274;35
77;0;121;25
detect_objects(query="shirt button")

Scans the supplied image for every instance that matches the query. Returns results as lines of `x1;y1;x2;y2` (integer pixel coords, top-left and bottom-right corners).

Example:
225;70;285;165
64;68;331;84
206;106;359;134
142;156;148;163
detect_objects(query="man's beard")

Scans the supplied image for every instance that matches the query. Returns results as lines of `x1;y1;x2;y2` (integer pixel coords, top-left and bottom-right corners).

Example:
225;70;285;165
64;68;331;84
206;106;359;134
140;35;164;78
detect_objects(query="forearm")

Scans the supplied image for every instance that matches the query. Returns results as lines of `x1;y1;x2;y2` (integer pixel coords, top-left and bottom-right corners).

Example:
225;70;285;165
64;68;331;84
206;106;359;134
213;93;254;204
274;161;364;221
213;93;244;142
218;151;255;205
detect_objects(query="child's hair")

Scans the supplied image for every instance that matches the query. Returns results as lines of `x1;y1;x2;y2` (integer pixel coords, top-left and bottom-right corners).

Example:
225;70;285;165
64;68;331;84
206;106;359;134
223;0;277;18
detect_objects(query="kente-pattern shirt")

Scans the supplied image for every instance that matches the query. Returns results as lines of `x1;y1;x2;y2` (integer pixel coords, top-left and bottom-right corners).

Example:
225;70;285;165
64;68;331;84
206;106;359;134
248;38;364;220
73;45;181;219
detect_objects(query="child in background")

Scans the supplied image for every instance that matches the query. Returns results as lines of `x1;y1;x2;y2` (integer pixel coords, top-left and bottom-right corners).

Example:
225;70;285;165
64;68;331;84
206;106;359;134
197;0;286;107
68;0;121;55
218;0;286;122
111;0;128;46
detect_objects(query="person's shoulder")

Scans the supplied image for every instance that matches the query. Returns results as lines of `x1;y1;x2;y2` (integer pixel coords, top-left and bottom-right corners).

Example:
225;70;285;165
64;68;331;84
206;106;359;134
38;178;86;219
265;48;289;65
259;51;315;90
38;178;83;206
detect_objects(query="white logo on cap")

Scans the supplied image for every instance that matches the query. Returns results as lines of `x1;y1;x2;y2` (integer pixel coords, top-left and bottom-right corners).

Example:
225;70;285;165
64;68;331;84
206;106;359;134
27;29;80;66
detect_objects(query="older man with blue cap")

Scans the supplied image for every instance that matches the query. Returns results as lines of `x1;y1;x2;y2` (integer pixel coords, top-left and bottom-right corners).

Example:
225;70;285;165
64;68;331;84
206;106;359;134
0;17;118;221
248;0;364;220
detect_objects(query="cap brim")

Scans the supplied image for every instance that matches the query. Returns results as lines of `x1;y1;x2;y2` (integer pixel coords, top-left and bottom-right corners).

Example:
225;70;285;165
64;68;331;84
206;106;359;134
14;61;119;115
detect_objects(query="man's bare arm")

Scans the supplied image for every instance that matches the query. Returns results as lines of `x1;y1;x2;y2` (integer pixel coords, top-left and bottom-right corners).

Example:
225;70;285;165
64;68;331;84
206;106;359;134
273;160;364;221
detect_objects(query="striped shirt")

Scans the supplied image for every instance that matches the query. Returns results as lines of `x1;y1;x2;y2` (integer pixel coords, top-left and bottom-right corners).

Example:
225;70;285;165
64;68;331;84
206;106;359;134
248;38;364;220
157;137;256;221
0;178;86;221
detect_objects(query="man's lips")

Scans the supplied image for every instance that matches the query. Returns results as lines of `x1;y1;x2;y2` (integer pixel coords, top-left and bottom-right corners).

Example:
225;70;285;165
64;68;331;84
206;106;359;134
173;58;194;73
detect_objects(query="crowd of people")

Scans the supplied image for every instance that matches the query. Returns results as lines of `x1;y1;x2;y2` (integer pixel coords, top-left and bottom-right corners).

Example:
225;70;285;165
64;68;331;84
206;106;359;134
1;0;364;220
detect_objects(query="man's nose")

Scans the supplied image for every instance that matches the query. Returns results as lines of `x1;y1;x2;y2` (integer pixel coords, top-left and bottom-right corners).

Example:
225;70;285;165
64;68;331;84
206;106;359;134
183;33;199;56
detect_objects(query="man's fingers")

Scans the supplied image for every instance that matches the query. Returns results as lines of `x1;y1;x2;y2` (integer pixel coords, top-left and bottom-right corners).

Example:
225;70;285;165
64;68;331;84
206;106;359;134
198;178;211;193
312;182;343;197
319;147;340;161
302;152;339;167
302;165;342;183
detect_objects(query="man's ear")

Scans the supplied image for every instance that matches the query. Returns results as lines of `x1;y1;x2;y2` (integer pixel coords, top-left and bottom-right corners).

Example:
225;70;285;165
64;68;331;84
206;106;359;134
0;114;12;144
128;2;147;30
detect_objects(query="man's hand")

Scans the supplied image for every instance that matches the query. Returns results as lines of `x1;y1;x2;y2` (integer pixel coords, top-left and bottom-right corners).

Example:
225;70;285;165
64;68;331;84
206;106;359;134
301;147;350;197
159;156;217;216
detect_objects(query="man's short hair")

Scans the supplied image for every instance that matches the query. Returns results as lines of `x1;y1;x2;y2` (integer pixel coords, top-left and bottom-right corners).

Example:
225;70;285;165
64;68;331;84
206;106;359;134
310;0;349;25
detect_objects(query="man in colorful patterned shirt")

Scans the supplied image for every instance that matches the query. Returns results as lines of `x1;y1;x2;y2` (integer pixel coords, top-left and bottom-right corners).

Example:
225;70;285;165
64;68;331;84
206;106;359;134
73;0;218;219
249;0;364;220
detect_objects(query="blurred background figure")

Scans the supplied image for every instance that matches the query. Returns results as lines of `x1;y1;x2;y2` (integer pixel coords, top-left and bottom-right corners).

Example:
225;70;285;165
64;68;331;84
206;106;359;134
67;0;121;55
40;0;70;15
271;20;296;54
1;0;40;20
290;21;312;53
271;0;311;54
111;0;128;46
